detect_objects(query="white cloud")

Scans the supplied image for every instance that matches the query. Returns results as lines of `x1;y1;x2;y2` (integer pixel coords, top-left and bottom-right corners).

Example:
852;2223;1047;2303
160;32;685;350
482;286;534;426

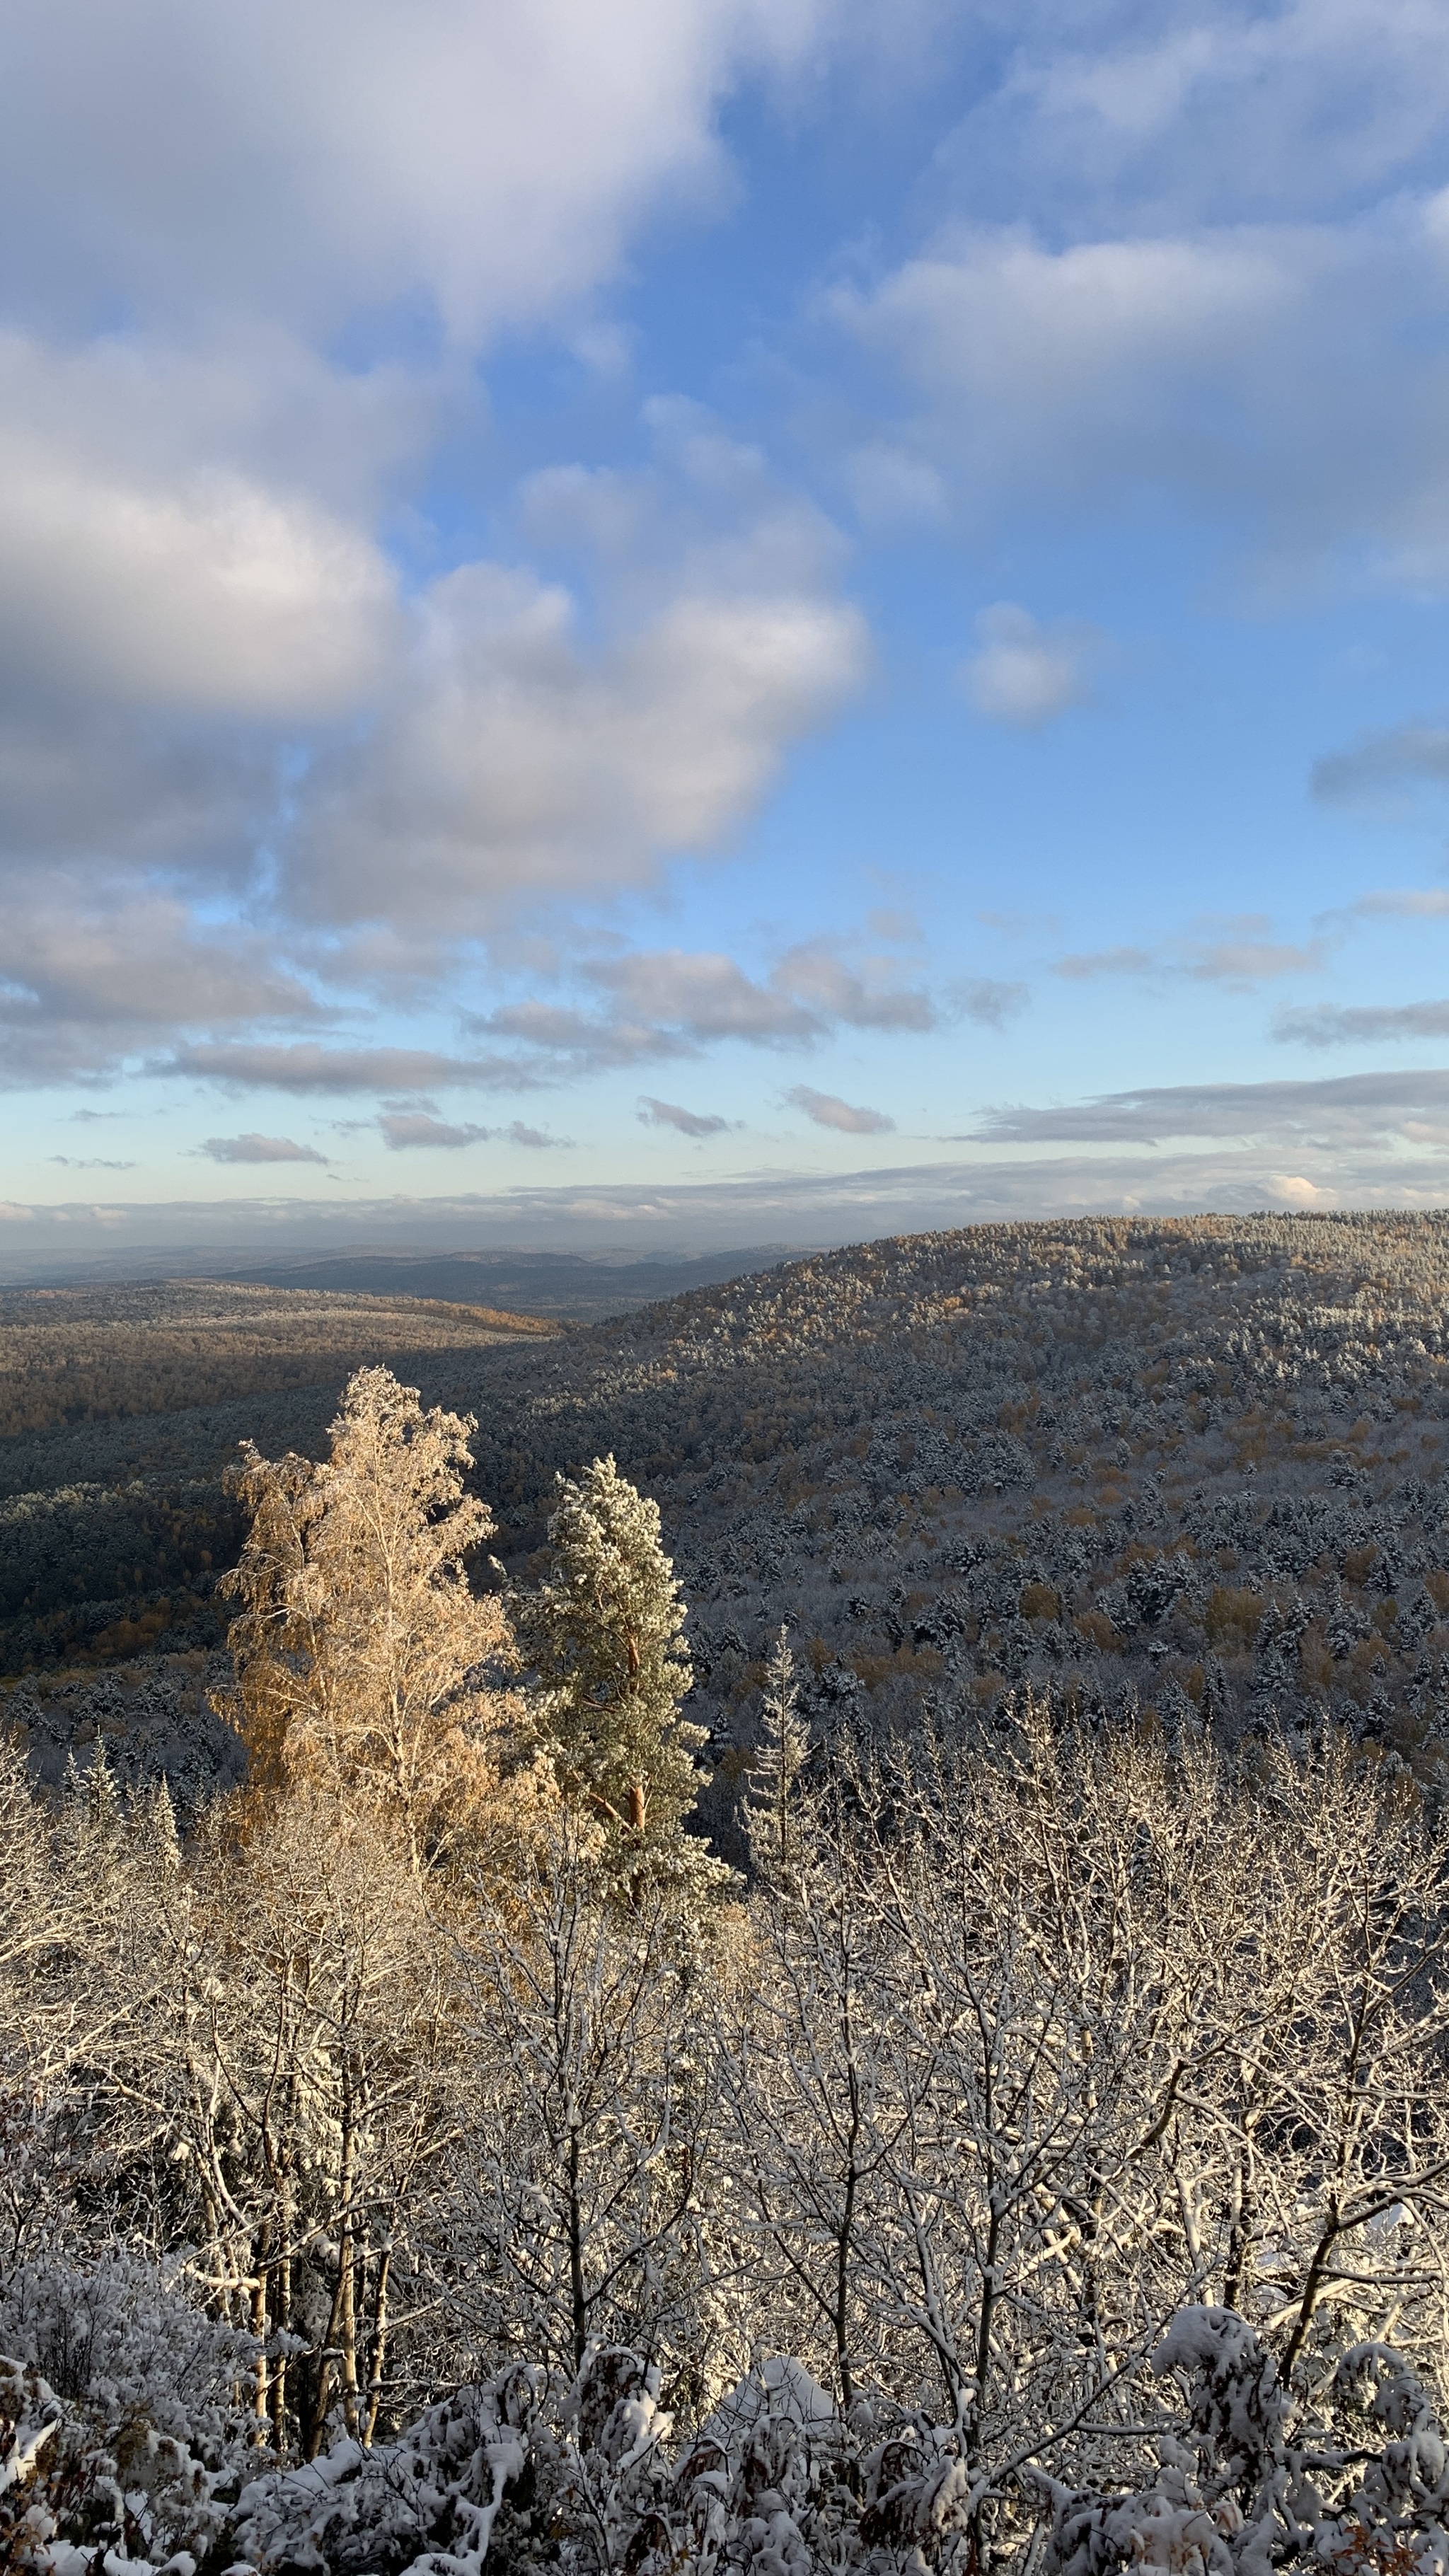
787;1084;894;1134
1351;887;1449;917
838;198;1449;594
0;390;872;1082
201;1133;329;1164
967;1067;1449;1148
0;1;838;348
1054;945;1157;979
1312;722;1449;809
766;942;934;1033
133;925;935;1109
1053;925;1326;986
0;337;397;721
1274;1000;1449;1047
949;976;1030;1027
0;703;277;879
0;886;325;1085
843;443;947;528
0;887;316;1029
504;1124;570;1150
968;0;1449;226
1191;936;1327;983
379;1113;492;1150
374;1107;572;1148
476;940;936;1069
159;1043;527;1094
841;225;1296;509
962;602;1102;727
639;1097;734;1136
0;10;884;1094
292;560;868;932
378;1111;571;1149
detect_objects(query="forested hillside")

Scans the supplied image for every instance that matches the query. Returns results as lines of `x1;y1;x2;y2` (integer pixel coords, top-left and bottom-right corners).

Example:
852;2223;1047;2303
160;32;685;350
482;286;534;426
0;1278;554;1438
458;1208;1449;1816
6;1358;1449;2576
8;1216;1449;1807
0;1281;554;1685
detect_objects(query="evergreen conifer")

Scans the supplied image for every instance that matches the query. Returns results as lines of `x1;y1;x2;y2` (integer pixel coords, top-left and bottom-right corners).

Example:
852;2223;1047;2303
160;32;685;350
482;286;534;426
744;1625;809;1880
514;1455;732;1902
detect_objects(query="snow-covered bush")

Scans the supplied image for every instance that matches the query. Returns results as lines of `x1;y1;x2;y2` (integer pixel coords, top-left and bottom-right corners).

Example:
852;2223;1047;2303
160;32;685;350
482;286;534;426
0;2256;254;2574
223;2359;542;2576
1040;2306;1449;2576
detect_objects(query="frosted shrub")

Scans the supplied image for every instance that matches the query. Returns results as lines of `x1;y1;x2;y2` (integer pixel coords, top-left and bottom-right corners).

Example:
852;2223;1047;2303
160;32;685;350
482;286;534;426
1040;2308;1449;2576
0;2254;254;2574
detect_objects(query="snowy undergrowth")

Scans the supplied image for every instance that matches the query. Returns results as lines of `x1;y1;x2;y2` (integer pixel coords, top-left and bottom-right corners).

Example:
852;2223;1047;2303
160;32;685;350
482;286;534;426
8;2309;1449;2576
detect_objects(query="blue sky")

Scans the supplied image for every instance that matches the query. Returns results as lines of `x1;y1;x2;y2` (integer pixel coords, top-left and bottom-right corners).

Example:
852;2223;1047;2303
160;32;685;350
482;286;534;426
6;0;1449;1259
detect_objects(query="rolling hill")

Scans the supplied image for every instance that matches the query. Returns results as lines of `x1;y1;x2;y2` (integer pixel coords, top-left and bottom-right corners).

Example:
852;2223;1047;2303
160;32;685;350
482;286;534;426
6;1215;1449;1830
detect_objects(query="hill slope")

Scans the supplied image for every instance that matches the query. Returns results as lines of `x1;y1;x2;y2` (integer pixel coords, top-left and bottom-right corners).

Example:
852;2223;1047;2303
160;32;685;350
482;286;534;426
7;1215;1449;1818
0;1282;555;1680
446;1211;1449;1814
0;1279;555;1439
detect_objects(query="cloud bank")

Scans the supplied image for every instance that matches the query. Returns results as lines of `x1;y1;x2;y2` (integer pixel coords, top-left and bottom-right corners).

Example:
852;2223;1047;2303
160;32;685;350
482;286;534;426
4;0;1449;1229
0;7;883;1097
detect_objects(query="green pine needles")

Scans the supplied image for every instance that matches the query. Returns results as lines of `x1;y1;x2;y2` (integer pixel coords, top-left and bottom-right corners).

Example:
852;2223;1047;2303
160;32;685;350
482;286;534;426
513;1453;733;1903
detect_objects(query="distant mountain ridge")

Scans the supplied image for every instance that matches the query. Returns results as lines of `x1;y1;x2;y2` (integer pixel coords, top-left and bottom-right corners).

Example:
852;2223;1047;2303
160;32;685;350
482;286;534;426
4;1244;796;1322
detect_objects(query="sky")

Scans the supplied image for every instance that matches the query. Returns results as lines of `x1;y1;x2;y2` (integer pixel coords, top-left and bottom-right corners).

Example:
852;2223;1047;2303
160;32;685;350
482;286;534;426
7;0;1449;1264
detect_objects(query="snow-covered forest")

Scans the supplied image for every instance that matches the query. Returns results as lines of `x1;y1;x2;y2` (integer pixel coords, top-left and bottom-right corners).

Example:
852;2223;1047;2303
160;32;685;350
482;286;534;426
6;1242;1449;2575
10;1213;1449;1811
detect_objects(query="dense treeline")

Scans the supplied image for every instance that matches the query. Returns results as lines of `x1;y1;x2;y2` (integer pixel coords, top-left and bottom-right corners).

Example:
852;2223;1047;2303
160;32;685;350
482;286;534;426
5;1367;1449;2576
0;1280;555;1440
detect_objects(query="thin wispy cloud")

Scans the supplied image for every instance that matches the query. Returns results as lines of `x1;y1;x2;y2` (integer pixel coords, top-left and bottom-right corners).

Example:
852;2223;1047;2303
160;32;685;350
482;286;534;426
1054;925;1327;987
379;1113;572;1150
200;1133;330;1165
966;1068;1449;1149
1312;724;1449;809
949;977;1029;1028
962;603;1105;729
787;1085;894;1135
639;1097;734;1136
1054;947;1156;980
1274;1000;1449;1049
1349;889;1449;919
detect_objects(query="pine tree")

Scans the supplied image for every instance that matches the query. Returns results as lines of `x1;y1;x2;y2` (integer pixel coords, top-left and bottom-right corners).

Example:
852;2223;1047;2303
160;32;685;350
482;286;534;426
62;1737;122;1859
744;1626;809;1881
137;1777;180;1881
513;1455;732;1900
